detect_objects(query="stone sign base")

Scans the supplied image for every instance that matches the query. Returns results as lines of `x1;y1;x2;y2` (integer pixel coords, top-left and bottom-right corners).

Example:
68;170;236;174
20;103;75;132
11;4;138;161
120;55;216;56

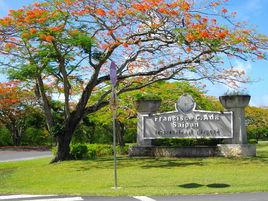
217;144;256;157
129;144;256;158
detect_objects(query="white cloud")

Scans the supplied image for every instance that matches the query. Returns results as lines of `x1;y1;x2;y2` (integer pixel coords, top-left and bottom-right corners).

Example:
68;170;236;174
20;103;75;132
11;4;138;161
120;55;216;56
234;60;252;73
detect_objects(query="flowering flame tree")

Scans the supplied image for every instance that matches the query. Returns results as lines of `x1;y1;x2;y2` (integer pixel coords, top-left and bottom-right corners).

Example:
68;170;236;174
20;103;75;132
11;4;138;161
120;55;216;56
0;0;267;162
0;81;35;145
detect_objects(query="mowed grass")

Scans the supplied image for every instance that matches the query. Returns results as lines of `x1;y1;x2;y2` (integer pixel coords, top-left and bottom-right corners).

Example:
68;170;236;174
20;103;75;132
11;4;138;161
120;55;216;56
1;142;268;196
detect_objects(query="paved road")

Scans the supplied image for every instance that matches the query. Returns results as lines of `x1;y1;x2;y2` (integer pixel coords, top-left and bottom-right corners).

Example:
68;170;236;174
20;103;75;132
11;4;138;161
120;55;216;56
0;150;52;162
0;193;268;201
91;193;268;201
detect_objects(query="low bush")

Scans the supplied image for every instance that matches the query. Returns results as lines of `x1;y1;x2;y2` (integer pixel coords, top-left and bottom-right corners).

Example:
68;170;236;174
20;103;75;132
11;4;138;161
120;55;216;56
153;138;223;147
87;144;113;157
22;127;51;146
116;144;131;155
70;143;90;159
247;127;268;141
249;139;258;144
87;148;97;159
0;127;12;146
69;143;131;160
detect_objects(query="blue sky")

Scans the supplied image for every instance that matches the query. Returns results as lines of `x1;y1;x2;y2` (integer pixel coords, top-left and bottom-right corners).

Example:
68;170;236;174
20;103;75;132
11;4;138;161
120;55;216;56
205;0;268;106
0;0;268;106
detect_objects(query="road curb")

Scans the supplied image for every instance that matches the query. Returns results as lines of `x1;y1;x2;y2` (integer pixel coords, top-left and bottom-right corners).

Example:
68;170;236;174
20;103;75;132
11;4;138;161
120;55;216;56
0;146;51;151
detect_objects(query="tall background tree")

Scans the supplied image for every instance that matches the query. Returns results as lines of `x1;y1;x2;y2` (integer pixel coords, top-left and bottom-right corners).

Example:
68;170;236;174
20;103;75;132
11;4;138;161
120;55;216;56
0;81;34;145
246;106;268;142
0;0;267;162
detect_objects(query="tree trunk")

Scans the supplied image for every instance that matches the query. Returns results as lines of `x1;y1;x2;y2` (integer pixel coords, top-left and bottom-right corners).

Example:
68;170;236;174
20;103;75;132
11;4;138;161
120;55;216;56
10;125;22;146
51;112;83;163
51;130;73;163
50;65;103;163
11;130;20;146
256;133;260;142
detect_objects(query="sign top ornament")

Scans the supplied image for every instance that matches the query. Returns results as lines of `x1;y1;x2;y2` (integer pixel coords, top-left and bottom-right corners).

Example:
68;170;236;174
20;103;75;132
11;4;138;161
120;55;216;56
176;94;196;113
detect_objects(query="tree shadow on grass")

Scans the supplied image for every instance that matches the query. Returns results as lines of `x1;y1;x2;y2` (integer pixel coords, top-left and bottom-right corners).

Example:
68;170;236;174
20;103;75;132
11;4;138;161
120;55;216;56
207;183;230;188
228;156;268;166
141;161;204;169
72;153;268;172
178;183;204;188
74;157;206;171
178;183;230;189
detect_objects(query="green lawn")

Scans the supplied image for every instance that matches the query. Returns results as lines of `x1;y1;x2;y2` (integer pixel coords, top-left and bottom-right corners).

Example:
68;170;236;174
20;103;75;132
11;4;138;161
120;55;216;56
1;142;268;196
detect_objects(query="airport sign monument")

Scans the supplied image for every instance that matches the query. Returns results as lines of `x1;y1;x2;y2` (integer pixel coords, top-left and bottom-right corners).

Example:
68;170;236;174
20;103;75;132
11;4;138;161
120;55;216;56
130;94;256;157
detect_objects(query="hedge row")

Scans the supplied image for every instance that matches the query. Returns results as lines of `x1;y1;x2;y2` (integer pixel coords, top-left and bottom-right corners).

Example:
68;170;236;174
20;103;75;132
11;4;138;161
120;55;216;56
152;138;223;147
69;143;131;160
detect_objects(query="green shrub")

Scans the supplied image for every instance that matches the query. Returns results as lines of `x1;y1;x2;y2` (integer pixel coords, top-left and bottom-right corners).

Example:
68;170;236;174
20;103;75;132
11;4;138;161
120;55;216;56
247;127;268;141
70;143;89;159
87;148;97;159
124;127;136;143
0;127;12;146
249;139;258;144
21;127;51;146
87;144;113;157
70;143;130;160
116;144;131;155
153;139;194;146
153;138;222;147
91;128;113;144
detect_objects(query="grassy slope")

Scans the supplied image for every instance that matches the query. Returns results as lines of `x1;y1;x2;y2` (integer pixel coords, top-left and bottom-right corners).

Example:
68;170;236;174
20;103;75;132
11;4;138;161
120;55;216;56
1;142;268;196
